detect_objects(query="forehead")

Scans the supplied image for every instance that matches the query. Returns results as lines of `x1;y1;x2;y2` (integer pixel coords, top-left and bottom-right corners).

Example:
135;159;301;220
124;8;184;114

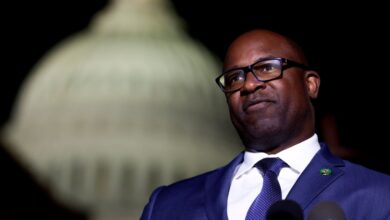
223;30;301;69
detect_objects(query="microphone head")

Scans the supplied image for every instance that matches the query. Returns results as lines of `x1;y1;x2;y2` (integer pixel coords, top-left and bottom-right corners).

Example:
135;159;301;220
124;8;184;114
266;199;303;220
308;201;346;220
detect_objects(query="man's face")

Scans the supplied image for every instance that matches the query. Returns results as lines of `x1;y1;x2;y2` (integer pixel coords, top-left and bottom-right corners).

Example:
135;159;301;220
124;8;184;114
223;30;319;152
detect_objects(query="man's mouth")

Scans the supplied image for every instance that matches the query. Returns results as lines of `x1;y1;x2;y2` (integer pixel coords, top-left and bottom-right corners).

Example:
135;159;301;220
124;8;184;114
243;98;274;112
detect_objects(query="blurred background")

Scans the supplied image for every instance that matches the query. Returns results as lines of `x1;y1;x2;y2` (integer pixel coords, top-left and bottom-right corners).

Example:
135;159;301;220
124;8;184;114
1;0;389;219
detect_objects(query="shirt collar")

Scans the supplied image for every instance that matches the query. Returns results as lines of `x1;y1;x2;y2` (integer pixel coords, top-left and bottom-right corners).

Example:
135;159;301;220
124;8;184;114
233;134;321;179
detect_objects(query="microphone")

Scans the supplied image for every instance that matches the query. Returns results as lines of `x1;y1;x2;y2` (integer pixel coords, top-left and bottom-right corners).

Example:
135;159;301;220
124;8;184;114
266;199;303;220
308;201;346;220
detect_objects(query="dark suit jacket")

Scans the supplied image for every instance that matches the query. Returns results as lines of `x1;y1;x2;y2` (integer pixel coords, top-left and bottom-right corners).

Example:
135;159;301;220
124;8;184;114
141;144;390;219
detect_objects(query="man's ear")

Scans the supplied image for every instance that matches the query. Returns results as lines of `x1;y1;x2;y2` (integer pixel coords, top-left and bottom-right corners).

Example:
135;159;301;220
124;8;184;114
304;70;320;99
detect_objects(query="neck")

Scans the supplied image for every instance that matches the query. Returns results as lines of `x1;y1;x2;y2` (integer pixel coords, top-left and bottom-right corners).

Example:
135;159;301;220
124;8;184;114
244;132;315;154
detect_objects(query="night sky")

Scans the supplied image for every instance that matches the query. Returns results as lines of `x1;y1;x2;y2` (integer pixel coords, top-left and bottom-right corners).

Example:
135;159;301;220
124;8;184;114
2;0;389;173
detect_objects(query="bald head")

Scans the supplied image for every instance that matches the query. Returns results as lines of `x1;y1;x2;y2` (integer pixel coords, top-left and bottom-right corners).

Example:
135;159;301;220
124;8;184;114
223;29;308;71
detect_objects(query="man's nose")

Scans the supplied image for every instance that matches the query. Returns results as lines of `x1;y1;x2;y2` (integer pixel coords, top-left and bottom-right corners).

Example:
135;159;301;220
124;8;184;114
241;72;265;92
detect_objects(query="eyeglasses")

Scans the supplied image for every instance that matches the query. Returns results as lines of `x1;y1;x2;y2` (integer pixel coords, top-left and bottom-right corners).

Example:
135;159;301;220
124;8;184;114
215;57;308;92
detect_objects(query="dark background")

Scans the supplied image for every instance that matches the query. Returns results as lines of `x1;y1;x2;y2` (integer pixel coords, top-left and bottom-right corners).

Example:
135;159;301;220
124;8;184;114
1;0;389;174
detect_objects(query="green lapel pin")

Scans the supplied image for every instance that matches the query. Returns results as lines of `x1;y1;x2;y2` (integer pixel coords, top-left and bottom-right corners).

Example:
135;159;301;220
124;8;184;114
320;168;332;176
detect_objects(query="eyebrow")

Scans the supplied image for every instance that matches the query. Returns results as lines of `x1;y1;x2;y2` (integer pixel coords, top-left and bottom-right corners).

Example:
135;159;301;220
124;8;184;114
223;55;276;72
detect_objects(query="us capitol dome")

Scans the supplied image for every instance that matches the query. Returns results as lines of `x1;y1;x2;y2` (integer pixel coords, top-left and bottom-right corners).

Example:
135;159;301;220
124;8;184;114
2;0;241;219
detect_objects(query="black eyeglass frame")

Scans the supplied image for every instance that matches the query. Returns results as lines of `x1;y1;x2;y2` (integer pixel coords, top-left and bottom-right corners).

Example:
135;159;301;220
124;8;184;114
215;57;309;93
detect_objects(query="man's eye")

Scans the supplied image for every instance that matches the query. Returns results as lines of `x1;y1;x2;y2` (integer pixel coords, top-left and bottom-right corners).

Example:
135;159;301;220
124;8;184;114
255;63;276;72
225;71;244;84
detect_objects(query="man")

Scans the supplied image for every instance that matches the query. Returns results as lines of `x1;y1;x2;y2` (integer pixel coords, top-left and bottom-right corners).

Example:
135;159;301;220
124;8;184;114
140;29;390;219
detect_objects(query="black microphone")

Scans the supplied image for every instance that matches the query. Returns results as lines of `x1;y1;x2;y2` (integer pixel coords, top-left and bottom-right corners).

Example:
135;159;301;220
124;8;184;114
266;199;304;220
308;201;346;220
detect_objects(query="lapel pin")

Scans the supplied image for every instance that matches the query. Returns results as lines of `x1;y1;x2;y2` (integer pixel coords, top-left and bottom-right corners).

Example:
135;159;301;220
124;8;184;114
320;168;332;176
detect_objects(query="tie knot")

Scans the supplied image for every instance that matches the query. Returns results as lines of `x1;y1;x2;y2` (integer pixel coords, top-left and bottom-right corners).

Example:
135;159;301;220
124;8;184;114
255;157;286;176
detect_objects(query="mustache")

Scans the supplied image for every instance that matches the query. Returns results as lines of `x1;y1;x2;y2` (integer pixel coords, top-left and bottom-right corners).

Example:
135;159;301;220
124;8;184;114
242;95;275;111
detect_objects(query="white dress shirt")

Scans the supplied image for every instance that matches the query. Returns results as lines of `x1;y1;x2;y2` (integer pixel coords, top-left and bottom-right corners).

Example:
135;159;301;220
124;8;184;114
227;134;321;220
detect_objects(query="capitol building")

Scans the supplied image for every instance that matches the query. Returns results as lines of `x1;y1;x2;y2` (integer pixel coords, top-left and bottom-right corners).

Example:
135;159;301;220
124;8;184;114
2;0;241;219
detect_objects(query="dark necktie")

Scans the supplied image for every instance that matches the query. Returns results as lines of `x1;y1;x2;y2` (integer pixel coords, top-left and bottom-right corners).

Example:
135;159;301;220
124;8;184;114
245;157;287;220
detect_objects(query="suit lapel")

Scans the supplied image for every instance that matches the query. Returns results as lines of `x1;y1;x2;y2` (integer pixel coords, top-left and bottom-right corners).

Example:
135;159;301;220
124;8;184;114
204;152;244;220
286;144;345;209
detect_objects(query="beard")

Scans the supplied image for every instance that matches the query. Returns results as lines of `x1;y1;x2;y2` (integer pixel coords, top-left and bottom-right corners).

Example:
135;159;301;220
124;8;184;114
234;116;287;152
228;95;315;153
